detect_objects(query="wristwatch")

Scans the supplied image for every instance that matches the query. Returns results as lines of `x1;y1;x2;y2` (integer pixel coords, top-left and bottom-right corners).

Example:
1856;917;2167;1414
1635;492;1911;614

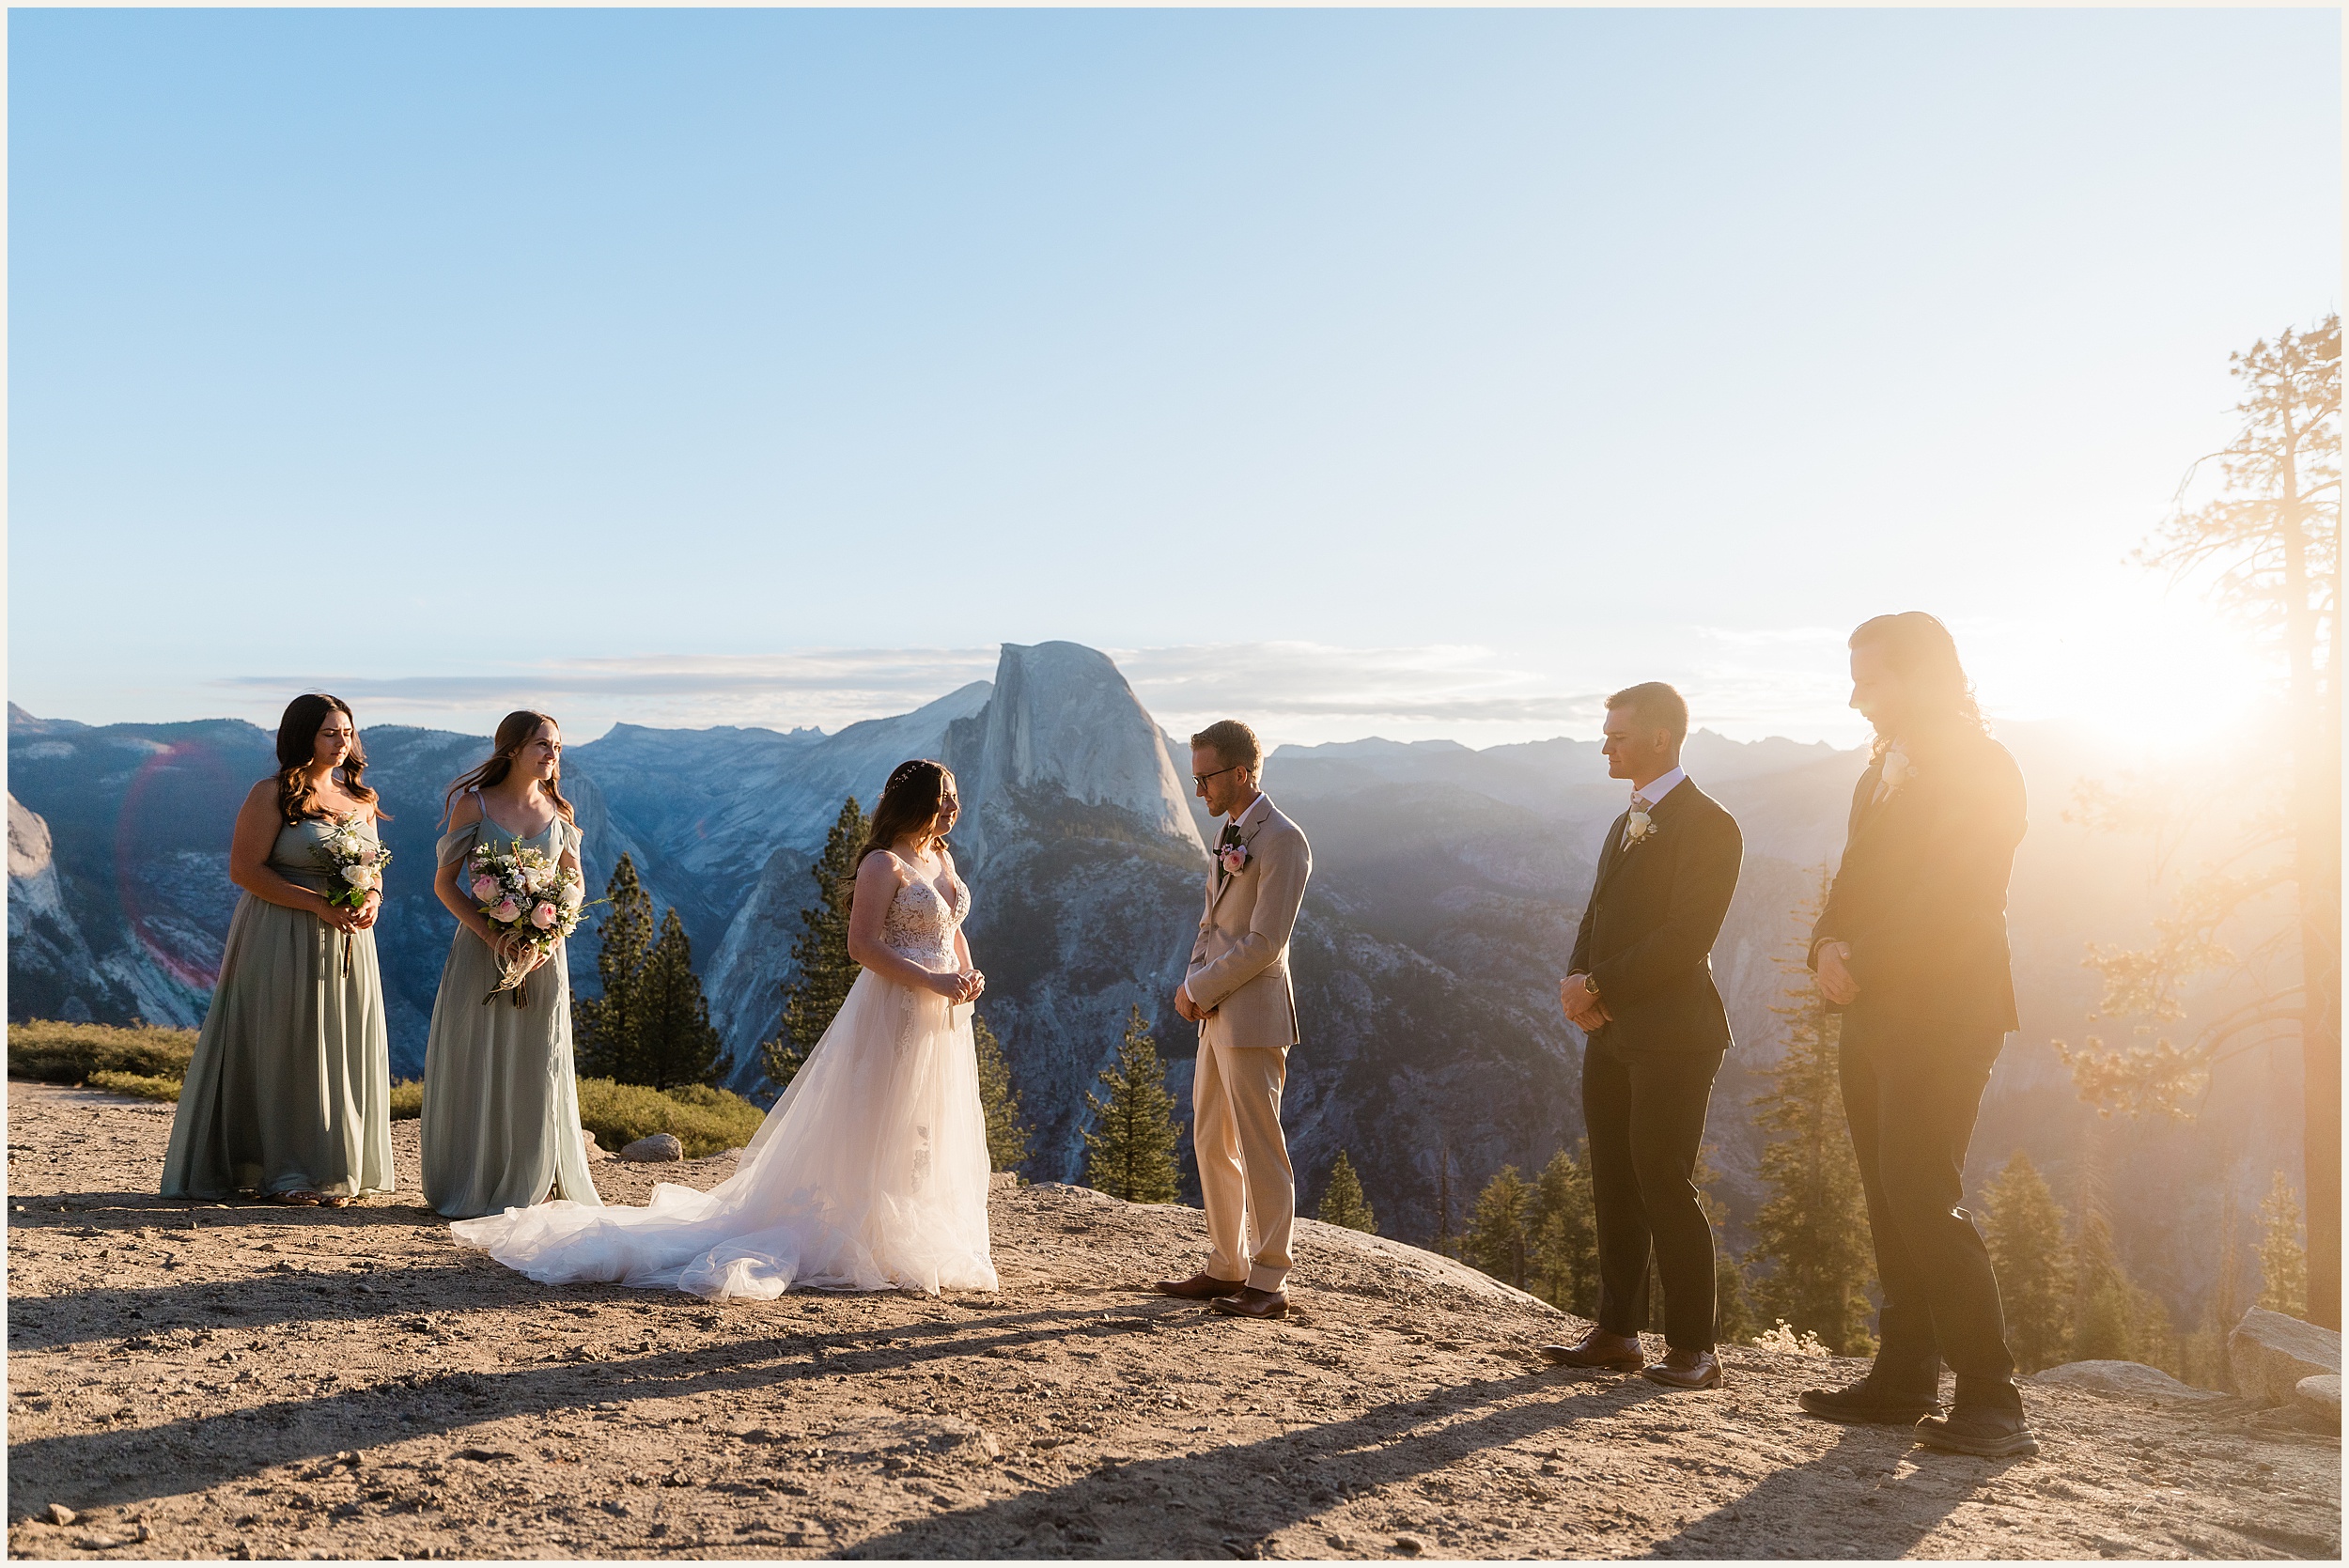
1581;974;1601;1001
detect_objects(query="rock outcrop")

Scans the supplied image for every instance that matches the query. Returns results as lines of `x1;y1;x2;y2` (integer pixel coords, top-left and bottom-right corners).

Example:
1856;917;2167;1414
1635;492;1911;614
2029;1359;2225;1404
2293;1373;2341;1431
2229;1305;2342;1405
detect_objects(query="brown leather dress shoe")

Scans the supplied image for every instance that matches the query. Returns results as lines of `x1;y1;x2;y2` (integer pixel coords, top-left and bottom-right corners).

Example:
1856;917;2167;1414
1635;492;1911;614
1209;1285;1288;1319
1641;1348;1724;1389
1537;1329;1645;1371
1156;1270;1248;1300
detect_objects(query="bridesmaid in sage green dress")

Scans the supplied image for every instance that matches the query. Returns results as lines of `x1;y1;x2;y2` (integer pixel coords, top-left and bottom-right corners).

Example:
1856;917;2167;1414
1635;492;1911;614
162;693;395;1206
421;709;601;1220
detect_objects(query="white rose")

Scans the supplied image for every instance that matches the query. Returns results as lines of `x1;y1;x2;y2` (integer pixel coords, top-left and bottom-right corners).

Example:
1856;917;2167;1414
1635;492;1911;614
559;878;584;908
340;864;376;890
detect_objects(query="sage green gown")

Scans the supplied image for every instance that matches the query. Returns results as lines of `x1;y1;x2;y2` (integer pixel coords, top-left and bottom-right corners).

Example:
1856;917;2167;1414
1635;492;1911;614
420;807;601;1219
161;816;395;1200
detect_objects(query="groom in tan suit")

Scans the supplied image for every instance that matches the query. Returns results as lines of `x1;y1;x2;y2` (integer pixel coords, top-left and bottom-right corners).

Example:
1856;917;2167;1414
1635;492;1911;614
1159;719;1313;1321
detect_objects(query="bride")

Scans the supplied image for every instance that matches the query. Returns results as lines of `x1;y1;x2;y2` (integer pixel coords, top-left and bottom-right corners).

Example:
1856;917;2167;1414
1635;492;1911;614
451;759;1000;1299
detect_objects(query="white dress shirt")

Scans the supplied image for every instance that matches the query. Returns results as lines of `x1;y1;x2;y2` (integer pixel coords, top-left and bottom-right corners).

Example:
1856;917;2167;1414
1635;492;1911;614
1630;767;1687;810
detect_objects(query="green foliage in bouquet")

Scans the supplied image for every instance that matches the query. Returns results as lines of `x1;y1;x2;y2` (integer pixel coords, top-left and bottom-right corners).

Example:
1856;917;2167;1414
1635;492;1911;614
574;1077;765;1159
764;796;867;1092
8;1020;197;1085
1082;1006;1183;1204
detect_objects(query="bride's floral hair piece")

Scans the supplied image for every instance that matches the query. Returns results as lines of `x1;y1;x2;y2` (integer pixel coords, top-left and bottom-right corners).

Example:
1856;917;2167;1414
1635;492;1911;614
856;759;959;870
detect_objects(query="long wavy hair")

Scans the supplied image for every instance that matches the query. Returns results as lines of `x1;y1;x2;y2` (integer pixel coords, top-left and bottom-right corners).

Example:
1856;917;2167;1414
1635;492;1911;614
1849;612;1987;757
443;710;577;827
274;693;384;824
854;759;958;871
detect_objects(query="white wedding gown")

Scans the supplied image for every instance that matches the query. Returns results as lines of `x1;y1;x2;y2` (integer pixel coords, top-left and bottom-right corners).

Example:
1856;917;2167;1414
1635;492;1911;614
450;865;999;1299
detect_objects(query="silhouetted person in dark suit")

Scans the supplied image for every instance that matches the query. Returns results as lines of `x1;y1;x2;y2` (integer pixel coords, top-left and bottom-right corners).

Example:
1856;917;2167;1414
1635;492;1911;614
1539;682;1744;1390
1799;612;2037;1458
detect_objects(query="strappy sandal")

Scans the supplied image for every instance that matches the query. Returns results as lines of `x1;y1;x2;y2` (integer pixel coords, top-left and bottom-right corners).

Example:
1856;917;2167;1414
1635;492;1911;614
266;1189;323;1207
316;1193;355;1209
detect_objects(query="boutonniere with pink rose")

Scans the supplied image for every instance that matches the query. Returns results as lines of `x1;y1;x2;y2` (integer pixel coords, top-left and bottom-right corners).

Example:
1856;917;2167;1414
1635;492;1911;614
1218;842;1252;876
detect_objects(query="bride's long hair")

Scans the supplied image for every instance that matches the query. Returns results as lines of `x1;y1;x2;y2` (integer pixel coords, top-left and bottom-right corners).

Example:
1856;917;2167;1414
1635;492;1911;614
855;760;958;871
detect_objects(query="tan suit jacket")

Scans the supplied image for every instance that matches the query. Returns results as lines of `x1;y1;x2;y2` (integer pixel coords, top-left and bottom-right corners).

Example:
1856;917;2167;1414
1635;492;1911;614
1187;794;1312;1048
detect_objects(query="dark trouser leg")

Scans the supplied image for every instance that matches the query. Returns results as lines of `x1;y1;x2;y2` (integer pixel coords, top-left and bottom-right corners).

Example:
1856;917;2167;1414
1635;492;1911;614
1626;1048;1725;1353
1843;1017;2015;1392
1581;1044;1651;1338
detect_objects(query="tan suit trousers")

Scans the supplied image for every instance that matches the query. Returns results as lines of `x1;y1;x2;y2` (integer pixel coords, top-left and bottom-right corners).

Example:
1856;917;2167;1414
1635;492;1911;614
1193;1028;1294;1292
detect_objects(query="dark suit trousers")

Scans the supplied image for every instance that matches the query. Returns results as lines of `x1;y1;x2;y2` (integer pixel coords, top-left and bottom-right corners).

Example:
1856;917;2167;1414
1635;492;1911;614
1582;1041;1724;1352
1839;1015;2015;1388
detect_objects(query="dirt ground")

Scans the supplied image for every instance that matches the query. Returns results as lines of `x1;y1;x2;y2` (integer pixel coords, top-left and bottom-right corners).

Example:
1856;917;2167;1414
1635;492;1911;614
5;1081;2341;1561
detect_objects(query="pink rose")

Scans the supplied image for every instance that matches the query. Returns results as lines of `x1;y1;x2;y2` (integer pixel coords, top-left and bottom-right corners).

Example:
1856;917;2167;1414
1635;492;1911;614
1218;845;1250;875
490;897;521;924
531;902;558;930
471;876;500;902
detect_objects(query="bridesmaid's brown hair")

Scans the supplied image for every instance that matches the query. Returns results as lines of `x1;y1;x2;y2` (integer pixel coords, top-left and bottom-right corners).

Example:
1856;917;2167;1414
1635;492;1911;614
443;710;578;828
274;693;386;824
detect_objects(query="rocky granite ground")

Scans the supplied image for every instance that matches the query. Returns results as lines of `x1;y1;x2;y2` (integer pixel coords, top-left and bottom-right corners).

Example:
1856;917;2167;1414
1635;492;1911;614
7;1081;2341;1560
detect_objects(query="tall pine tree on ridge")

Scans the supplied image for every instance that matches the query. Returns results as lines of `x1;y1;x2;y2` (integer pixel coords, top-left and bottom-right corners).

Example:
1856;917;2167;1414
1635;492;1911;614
762;796;866;1094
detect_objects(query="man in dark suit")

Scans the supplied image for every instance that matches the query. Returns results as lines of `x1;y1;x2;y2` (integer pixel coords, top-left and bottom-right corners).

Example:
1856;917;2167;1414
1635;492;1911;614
1799;612;2037;1459
1539;682;1744;1390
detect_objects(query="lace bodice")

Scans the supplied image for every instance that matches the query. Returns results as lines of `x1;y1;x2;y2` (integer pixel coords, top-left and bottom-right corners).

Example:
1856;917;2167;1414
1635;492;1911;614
879;864;970;970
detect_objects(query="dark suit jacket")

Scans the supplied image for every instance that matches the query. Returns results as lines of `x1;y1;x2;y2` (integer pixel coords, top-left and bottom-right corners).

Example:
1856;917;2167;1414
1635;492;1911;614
1810;728;2027;1033
1570;781;1744;1056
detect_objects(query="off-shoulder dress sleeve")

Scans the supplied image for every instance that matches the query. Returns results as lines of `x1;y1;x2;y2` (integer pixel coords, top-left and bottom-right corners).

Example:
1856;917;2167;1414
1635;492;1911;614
435;818;482;870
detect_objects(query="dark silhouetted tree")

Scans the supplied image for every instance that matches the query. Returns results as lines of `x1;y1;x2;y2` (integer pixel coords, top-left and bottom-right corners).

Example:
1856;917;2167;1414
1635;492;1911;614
576;853;655;1081
1083;1006;1182;1203
761;796;866;1093
974;1013;1034;1176
1983;1150;2071;1373
633;908;728;1090
1317;1150;1377;1234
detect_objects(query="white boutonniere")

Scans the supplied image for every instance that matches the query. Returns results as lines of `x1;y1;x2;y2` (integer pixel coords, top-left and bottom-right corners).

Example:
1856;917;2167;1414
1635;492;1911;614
1622;807;1658;849
1877;742;1913;799
1218;843;1251;876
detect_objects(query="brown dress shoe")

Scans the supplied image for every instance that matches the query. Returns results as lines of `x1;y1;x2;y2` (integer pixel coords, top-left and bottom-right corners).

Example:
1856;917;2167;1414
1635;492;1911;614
1537;1329;1645;1371
1156;1270;1248;1300
1209;1285;1288;1319
1641;1348;1724;1389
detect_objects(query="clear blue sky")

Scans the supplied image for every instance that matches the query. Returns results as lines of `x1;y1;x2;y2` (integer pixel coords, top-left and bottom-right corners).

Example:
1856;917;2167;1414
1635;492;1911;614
8;8;2339;751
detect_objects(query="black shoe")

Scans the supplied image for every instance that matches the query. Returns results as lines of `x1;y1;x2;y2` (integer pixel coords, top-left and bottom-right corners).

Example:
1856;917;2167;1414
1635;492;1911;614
1914;1401;2039;1458
1797;1377;1942;1426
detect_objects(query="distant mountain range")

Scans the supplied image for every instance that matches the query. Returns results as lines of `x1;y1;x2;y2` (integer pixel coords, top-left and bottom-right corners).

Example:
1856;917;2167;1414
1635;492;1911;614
6;644;2300;1301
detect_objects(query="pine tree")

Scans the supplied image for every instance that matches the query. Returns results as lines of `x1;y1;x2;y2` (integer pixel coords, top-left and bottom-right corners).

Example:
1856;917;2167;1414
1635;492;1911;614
2069;1206;2139;1363
1983;1150;2072;1373
2257;1169;2310;1318
1466;1165;1533;1289
1316;1151;1377;1234
1697;1147;1759;1345
762;797;866;1091
1527;1144;1599;1315
1082;1006;1183;1203
974;1013;1034;1176
1431;1140;1459;1259
632;908;729;1090
576;852;656;1082
1746;868;1876;1353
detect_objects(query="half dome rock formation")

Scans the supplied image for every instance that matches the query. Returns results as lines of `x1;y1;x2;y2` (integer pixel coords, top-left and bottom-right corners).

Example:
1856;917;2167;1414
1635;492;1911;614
942;641;1204;866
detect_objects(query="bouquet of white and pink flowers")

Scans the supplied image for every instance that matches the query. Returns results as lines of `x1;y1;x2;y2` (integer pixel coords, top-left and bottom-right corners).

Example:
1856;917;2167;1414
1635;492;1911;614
466;838;588;1006
314;817;392;975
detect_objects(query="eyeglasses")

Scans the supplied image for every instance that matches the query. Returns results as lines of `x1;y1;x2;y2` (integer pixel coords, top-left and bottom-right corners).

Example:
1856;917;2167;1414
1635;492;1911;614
1191;764;1243;786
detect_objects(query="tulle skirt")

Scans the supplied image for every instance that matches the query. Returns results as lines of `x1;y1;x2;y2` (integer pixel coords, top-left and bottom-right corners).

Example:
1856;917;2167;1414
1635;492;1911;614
449;970;998;1299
